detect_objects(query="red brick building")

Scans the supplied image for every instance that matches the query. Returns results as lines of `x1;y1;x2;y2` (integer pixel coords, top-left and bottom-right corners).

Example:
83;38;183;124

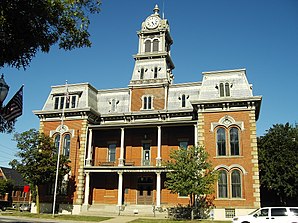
0;167;30;208
34;5;262;220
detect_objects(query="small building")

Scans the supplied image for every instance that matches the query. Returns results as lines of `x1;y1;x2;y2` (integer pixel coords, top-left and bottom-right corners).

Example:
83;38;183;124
34;5;262;220
0;166;30;208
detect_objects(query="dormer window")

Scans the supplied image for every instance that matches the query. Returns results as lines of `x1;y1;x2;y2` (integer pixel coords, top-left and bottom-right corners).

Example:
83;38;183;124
219;82;231;97
140;68;144;79
143;95;153;110
154;67;158;78
181;94;186;107
53;94;78;110
110;98;119;112
179;94;189;108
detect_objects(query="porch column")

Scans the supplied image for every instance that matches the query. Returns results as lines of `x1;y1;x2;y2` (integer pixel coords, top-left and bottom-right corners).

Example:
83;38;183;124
156;171;161;208
156;126;161;166
86;129;93;166
83;172;90;205
119;128;125;166
194;124;198;147
117;171;123;206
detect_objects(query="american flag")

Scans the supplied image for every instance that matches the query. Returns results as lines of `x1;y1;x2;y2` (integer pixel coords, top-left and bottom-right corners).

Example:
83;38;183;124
2;86;23;122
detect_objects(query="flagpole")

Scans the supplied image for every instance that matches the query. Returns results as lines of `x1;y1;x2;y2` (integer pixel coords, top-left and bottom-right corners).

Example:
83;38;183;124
52;81;68;217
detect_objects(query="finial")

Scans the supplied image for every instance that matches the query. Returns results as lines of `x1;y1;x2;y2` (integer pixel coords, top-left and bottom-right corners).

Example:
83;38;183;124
153;4;159;15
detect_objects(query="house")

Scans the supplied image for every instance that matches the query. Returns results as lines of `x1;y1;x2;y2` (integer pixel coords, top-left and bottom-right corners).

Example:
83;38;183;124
0;166;30;208
33;5;262;220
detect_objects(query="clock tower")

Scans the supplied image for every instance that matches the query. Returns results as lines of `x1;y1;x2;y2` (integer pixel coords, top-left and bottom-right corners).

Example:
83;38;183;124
129;5;175;111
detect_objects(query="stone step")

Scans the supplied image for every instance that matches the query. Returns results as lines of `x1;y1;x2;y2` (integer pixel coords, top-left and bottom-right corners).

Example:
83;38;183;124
82;204;168;218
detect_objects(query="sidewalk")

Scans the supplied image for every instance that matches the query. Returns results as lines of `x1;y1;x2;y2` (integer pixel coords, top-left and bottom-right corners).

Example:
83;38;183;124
99;216;138;223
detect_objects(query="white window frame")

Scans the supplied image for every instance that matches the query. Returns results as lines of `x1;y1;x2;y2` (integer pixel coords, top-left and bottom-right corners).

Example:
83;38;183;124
142;95;153;110
53;95;78;110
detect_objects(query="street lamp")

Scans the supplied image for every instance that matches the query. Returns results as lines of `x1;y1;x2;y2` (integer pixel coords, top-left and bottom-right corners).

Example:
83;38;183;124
0;74;9;108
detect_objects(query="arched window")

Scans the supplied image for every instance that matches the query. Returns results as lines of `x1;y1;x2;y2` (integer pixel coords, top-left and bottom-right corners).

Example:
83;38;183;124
230;127;240;155
153;39;159;52
225;83;230;96
145;40;151;52
219;82;231;97
181;94;186;108
63;134;71;157
217;128;226;156
218;170;228;198
54;134;60;153
219;83;224;97
231;170;241;198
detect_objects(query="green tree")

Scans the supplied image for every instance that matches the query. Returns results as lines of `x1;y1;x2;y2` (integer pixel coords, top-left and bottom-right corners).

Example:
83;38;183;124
0;179;13;197
9;129;70;213
258;123;298;205
165;146;217;219
1;0;101;69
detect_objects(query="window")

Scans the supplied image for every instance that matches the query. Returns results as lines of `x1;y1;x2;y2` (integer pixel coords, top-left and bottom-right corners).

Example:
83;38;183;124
181;94;186;108
218;170;228;198
219;82;231;97
142;143;151;166
154;67;158;78
145;40;151;52
63;134;71;157
140;68;144;79
231;170;241;198
217;168;243;199
54;97;59;109
108;144;116;162
54;95;78;110
143;96;152;110
225;83;230;96
153;39;159;52
271;208;287;216
225;208;235;218
71;95;76;108
230;127;239;155
290;208;298;216
216;126;241;156
60;97;65;109
217;128;226;156
54;134;60;153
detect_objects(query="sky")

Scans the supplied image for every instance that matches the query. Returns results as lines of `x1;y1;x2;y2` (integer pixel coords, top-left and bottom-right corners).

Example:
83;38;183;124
1;0;298;167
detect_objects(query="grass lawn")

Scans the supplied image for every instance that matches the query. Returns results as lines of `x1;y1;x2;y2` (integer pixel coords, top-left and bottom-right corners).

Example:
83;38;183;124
1;211;232;223
0;211;111;222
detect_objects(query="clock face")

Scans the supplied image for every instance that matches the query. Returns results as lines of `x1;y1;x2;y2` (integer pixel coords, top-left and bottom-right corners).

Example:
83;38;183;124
145;16;160;29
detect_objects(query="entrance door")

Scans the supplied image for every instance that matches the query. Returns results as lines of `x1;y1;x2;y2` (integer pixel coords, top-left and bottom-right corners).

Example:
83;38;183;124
137;177;153;205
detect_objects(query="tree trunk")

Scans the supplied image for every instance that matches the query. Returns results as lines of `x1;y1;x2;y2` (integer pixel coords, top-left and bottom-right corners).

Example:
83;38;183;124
35;185;40;214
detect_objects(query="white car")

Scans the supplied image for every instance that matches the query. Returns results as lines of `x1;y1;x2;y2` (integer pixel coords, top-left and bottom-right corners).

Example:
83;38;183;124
232;207;298;223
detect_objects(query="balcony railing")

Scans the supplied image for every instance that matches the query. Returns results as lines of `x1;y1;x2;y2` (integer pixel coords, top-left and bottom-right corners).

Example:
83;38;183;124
94;158;159;167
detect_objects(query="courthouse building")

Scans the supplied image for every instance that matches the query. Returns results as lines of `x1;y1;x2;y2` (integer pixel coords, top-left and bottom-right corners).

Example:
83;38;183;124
34;5;262;220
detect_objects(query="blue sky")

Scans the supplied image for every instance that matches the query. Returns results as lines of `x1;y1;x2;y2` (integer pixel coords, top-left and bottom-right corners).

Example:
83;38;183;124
1;0;298;167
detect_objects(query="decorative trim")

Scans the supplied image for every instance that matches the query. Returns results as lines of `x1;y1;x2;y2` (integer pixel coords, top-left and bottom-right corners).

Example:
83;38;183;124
49;124;75;138
211;115;244;132
214;164;247;175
